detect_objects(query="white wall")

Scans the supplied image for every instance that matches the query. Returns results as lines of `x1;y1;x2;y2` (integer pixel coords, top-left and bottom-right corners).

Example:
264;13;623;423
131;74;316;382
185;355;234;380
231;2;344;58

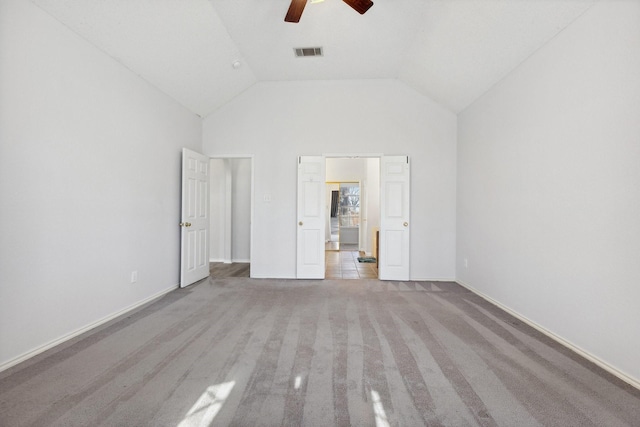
203;80;457;279
0;0;201;369
457;1;640;385
326;158;367;182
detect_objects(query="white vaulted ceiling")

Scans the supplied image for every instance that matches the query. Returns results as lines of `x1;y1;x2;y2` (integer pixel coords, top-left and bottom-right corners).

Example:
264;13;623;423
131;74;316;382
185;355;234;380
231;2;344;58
32;0;596;117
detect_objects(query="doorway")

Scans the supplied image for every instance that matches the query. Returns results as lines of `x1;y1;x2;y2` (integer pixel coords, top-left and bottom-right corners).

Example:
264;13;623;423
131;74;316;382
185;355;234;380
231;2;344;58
209;157;253;277
296;155;410;281
325;157;380;279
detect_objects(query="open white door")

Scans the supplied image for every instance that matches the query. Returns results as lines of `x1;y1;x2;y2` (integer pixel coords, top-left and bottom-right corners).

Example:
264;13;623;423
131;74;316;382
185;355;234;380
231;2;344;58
379;155;410;280
180;148;210;287
296;156;325;279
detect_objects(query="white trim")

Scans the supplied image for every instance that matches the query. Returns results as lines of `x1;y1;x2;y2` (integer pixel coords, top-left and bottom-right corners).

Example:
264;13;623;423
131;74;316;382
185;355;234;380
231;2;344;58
0;284;178;373
456;280;640;391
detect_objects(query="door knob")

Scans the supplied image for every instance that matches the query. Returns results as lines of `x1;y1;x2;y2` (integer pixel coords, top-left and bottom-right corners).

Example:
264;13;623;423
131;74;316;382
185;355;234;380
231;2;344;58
186;222;192;227
403;222;409;227
299;221;303;226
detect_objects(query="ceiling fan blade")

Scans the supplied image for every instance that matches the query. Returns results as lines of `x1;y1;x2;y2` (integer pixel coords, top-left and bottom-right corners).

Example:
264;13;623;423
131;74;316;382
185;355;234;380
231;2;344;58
342;0;374;15
285;0;307;23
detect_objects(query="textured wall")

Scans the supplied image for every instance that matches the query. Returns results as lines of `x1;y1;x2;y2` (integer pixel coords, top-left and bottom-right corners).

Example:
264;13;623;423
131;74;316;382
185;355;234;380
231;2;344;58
0;0;201;368
203;80;457;280
457;1;640;384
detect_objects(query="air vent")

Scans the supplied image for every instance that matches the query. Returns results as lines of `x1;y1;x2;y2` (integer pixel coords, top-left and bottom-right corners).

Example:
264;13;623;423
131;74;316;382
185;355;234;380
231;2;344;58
294;47;323;57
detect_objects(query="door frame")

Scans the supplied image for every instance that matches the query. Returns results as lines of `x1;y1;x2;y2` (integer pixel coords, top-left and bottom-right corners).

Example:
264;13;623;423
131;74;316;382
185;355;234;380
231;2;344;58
208;154;255;278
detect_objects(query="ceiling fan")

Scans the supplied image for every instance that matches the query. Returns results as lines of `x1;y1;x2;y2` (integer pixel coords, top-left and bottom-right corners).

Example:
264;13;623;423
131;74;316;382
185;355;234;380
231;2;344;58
285;0;374;23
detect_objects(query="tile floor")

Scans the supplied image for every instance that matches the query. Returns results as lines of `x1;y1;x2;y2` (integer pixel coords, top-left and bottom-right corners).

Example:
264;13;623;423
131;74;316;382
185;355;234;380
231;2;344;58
325;250;378;279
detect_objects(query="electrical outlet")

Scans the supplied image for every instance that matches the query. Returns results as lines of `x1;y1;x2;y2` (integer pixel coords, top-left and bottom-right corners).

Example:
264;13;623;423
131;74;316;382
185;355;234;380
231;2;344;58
130;271;138;283
464;258;468;268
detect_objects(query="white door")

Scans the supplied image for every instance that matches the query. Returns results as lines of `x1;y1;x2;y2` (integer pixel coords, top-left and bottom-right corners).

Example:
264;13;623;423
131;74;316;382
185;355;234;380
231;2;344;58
296;156;325;279
180;148;210;287
379;155;410;280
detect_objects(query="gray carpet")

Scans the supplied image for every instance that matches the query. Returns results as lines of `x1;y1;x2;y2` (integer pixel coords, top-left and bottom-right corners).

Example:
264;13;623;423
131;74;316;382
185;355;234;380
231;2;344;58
1;278;639;426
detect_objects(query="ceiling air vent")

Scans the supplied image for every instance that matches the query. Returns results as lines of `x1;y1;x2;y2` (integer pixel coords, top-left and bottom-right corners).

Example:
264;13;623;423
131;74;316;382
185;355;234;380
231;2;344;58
294;47;323;57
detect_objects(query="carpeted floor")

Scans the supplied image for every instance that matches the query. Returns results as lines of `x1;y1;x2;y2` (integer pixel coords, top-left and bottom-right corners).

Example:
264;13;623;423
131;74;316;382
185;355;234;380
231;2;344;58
1;278;639;426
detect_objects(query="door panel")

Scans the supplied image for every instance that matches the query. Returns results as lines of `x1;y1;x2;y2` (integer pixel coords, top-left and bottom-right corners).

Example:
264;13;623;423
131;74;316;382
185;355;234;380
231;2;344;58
180;148;210;287
379;156;410;280
297;156;325;279
385;182;404;217
384;230;404;266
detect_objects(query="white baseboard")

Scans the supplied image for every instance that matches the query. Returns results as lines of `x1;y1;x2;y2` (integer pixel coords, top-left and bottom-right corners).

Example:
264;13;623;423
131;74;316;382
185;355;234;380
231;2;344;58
0;284;178;373
456;280;640;391
232;258;250;263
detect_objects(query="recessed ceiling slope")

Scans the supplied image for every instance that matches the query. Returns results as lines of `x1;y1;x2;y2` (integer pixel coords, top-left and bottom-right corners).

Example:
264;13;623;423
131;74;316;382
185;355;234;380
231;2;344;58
210;0;430;82
32;0;596;116
399;0;597;112
211;0;595;112
32;0;257;117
